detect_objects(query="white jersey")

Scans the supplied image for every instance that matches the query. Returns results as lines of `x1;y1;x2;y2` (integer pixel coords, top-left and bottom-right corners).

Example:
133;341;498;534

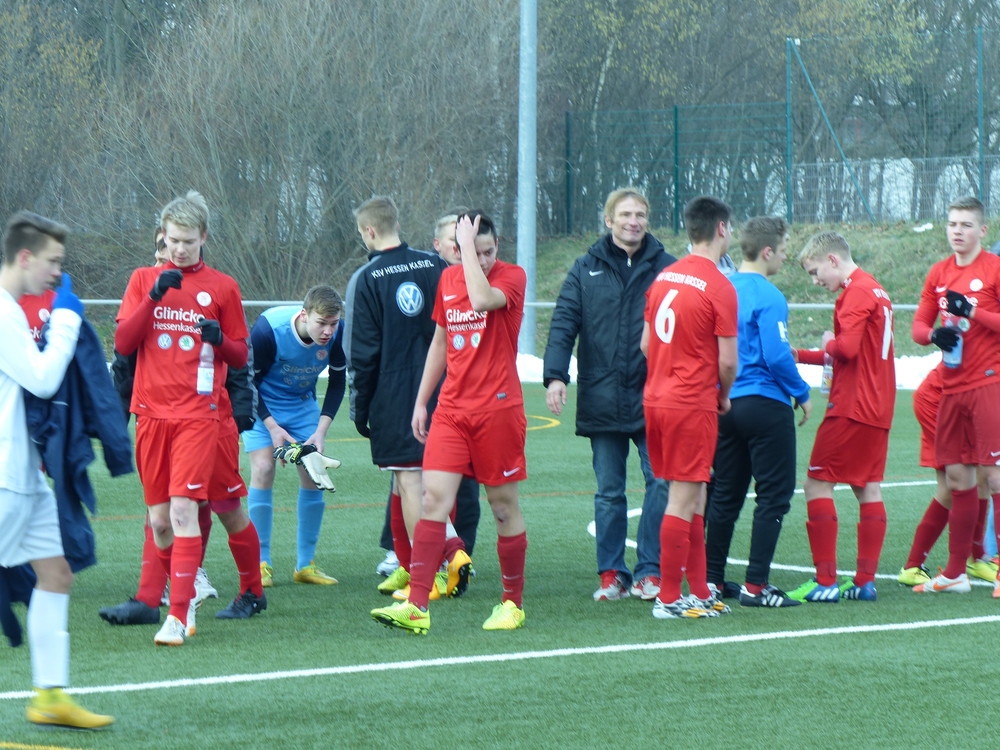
0;288;80;493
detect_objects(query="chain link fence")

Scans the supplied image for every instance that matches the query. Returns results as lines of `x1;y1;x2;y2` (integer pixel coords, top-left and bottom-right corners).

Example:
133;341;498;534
564;30;1000;232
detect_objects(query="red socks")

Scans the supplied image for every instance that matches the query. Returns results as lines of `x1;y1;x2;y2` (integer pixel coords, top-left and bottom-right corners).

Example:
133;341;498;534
905;498;949;570
408;520;446;610
497;532;527;608
228;523;264;597
389;492;411;572
136;522;168;608
686;514;710;600
855;502;886;586
658;514;691;603
167;536;201;625
945;487;979;578
806;498;838;586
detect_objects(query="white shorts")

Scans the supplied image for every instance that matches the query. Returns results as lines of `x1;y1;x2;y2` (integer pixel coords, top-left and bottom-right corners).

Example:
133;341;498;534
0;487;64;567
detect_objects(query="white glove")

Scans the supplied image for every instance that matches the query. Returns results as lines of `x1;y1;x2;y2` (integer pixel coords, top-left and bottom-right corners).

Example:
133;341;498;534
299;449;341;492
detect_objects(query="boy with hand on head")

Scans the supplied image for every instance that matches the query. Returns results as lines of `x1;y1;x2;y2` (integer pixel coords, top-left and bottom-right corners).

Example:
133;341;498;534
788;231;895;603
371;210;528;634
1;211;113;728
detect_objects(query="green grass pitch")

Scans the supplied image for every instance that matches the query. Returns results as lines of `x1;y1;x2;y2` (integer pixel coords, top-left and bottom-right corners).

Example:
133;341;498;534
2;385;997;749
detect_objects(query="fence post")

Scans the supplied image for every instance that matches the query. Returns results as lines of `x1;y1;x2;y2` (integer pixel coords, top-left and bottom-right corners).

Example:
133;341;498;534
786;38;794;224
565;111;573;233
978;26;985;205
672;104;680;234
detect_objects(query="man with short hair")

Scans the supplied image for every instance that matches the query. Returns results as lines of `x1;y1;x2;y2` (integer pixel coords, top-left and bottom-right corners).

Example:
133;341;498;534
788;230;895;603
244;284;347;587
116;191;250;645
543;188;674;602
1;211;114;728
642;196;738;620
704;216;811;608
345;197;471;601
910;196;1000;596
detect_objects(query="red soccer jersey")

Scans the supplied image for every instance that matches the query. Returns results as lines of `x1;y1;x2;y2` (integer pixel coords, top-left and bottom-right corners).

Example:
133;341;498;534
19;290;57;343
432;260;526;413
913;250;1000;395
116;262;248;420
825;268;895;428
642;254;738;411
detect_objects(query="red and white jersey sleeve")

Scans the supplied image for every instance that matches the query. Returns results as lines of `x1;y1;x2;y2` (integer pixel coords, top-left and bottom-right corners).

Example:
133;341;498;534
919;251;1000;395
642;254;738;412
826;269;895;428
117;263;248;420
19;290;57;344
432;260;526;413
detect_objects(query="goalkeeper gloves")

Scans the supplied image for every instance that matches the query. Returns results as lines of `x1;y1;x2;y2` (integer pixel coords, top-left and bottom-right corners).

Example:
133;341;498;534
945;290;974;318
272;443;341;491
930;326;959;352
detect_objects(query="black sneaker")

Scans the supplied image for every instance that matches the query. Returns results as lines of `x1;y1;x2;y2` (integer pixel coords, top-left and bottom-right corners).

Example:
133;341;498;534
99;597;161;625
738;584;801;608
215;590;267;619
721;581;743;599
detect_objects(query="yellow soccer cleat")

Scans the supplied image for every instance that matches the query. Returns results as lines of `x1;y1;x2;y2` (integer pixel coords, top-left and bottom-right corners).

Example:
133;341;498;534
482;599;525;631
260;562;274;588
377;565;409;594
446;550;473;597
392;572;446;602
371;600;430;635
26;688;114;730
293;562;338;585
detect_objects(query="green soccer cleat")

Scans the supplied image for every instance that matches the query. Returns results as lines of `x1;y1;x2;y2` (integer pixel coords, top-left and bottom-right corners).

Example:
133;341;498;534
371;600;430;635
378;565;410;594
787;578;840;603
482;600;525;631
967;556;999;582
260;562;274;588
26;688;114;730
898;565;931;586
392;571;446;602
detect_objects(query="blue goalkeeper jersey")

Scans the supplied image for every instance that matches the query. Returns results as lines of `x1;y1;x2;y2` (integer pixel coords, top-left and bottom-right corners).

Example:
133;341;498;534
251;306;346;422
728;272;810;406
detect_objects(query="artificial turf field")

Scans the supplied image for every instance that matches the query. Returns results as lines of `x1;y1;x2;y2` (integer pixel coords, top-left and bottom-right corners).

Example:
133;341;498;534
2;383;999;749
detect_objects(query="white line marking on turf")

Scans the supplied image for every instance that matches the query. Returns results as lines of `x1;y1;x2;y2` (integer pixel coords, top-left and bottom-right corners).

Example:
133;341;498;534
3;614;998;701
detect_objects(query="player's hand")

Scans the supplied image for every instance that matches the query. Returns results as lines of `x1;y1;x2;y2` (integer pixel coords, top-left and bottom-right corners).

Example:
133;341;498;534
411;404;429;444
52;273;84;316
149;269;182;301
945;290;974;318
195;319;223;346
455;213;480;253
354;420;371;439
796;399;812;427
717;396;731;415
930;326;959;352
545;381;567;416
299;450;341;492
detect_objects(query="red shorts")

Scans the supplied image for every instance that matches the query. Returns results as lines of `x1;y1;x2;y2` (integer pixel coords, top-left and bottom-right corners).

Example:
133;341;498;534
136;417;220;506
208;420;246;514
935;379;1000;467
422;406;527;486
645;406;717;483
913;368;942;469
807;417;889;486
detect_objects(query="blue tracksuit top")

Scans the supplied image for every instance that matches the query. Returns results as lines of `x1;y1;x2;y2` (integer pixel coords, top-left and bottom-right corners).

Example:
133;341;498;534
728;272;811;406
